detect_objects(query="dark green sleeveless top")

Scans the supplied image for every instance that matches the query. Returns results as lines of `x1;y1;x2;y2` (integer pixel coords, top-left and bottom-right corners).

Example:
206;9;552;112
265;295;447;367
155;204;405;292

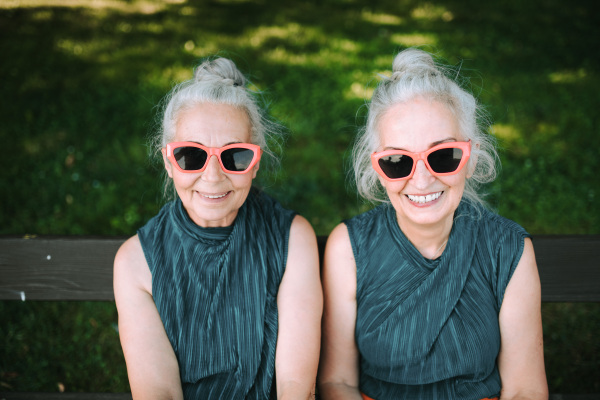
345;200;529;400
138;188;296;399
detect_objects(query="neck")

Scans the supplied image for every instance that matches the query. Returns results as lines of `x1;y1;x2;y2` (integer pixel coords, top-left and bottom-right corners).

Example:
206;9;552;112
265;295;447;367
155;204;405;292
396;214;454;259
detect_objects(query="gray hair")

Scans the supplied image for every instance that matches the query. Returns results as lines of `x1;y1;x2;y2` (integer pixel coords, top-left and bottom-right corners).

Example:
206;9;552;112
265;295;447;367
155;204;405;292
352;48;498;207
152;57;281;198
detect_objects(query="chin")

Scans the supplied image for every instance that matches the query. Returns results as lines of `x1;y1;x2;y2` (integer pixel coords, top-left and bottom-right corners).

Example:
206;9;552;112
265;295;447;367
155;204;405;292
393;201;451;228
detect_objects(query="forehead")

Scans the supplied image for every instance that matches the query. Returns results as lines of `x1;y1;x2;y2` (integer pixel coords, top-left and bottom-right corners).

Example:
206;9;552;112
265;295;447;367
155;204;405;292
378;98;462;150
174;103;251;145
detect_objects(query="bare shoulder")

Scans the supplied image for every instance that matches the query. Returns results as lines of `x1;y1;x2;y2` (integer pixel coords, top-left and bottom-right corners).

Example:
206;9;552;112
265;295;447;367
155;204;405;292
289;214;318;245
279;214;321;315
284;214;320;277
326;223;352;252
505;238;539;302
115;235;144;265
322;222;356;304
114;234;152;297
324;223;355;273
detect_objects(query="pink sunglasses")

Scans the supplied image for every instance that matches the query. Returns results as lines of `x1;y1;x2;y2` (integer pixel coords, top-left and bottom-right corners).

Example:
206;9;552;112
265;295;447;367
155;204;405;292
165;142;262;174
371;140;471;181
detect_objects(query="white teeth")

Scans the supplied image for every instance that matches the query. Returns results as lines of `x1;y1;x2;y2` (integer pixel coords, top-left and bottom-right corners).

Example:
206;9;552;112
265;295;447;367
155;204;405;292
203;193;228;199
406;192;442;204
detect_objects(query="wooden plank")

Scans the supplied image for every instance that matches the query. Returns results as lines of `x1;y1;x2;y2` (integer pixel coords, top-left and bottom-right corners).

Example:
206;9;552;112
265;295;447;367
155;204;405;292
1;235;599;302
533;235;600;302
0;393;132;400
0;236;126;301
548;395;600;400
0;392;597;400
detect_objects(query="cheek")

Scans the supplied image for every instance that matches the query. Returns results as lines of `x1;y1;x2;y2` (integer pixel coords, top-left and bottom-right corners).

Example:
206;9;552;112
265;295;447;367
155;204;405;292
439;172;467;194
172;173;198;190
380;178;408;195
234;173;255;189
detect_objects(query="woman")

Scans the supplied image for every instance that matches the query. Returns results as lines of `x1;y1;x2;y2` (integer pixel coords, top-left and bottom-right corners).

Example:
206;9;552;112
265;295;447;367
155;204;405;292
318;49;547;399
114;57;322;399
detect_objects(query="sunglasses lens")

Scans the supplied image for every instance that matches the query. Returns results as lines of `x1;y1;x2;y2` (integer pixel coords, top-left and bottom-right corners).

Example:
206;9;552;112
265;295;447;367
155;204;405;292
427;147;463;173
220;147;256;172
173;146;208;171
378;154;414;179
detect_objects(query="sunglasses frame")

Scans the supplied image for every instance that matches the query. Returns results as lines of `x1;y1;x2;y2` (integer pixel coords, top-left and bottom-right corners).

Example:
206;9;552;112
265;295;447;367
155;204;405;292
371;140;471;181
165;141;262;174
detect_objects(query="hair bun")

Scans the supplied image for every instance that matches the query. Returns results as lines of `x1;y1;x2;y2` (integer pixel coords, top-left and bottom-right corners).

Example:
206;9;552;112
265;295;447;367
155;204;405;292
193;57;246;87
391;48;438;79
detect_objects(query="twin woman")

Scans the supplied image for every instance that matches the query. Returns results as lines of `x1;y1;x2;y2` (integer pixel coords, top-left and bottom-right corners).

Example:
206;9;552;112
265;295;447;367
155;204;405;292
114;49;548;400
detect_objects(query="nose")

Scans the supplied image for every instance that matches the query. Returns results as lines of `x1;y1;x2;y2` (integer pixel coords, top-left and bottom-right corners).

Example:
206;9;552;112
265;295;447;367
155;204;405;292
410;160;435;188
201;155;225;182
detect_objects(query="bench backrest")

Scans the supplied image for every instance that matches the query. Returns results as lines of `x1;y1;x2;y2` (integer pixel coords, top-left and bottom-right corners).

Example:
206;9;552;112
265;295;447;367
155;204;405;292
1;235;599;302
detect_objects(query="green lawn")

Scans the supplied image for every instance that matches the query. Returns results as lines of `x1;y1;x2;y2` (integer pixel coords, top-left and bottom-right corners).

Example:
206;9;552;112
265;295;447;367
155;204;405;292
1;0;598;394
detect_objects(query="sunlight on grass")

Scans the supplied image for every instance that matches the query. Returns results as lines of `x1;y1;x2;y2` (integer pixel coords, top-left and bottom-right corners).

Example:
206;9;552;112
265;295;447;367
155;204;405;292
265;46;362;67
331;38;360;53
344;82;374;100
179;5;195;15
247;23;361;67
263;47;309;66
31;8;52;20
361;10;404;26
0;0;182;13
56;38;87;56
183;39;220;58
492;123;521;141
143;66;192;89
248;23;323;49
411;2;454;22
391;33;437;47
549;68;588;83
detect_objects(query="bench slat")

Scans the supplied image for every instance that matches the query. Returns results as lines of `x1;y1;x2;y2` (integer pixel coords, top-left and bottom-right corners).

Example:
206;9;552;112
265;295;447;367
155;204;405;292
0;392;598;399
1;235;599;302
0;236;125;301
533;235;600;302
0;393;132;400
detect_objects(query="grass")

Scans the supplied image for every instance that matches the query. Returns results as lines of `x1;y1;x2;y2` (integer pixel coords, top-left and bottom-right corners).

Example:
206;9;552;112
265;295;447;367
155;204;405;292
1;0;599;394
1;301;128;392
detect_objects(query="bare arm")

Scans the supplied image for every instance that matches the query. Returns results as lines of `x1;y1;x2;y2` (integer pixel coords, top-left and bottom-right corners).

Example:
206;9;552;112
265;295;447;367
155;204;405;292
114;235;184;400
275;215;323;399
498;238;548;400
318;224;363;400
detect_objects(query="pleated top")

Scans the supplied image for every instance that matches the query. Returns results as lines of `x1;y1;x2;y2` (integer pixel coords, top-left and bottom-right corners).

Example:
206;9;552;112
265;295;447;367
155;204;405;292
345;200;529;400
138;188;296;399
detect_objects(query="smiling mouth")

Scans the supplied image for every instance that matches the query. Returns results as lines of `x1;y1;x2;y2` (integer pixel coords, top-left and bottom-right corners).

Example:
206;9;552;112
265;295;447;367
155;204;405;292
201;192;230;199
406;191;443;204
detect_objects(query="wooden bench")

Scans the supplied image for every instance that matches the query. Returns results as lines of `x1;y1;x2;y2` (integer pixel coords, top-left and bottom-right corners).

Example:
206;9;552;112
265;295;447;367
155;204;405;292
1;234;599;400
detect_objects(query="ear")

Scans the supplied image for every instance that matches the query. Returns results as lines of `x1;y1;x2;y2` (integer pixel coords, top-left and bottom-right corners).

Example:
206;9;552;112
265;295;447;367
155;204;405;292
161;148;174;178
251;160;260;179
467;142;480;178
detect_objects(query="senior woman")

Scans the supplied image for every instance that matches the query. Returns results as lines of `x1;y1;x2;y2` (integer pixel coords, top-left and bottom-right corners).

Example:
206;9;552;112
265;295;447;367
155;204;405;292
318;49;547;400
114;57;322;399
